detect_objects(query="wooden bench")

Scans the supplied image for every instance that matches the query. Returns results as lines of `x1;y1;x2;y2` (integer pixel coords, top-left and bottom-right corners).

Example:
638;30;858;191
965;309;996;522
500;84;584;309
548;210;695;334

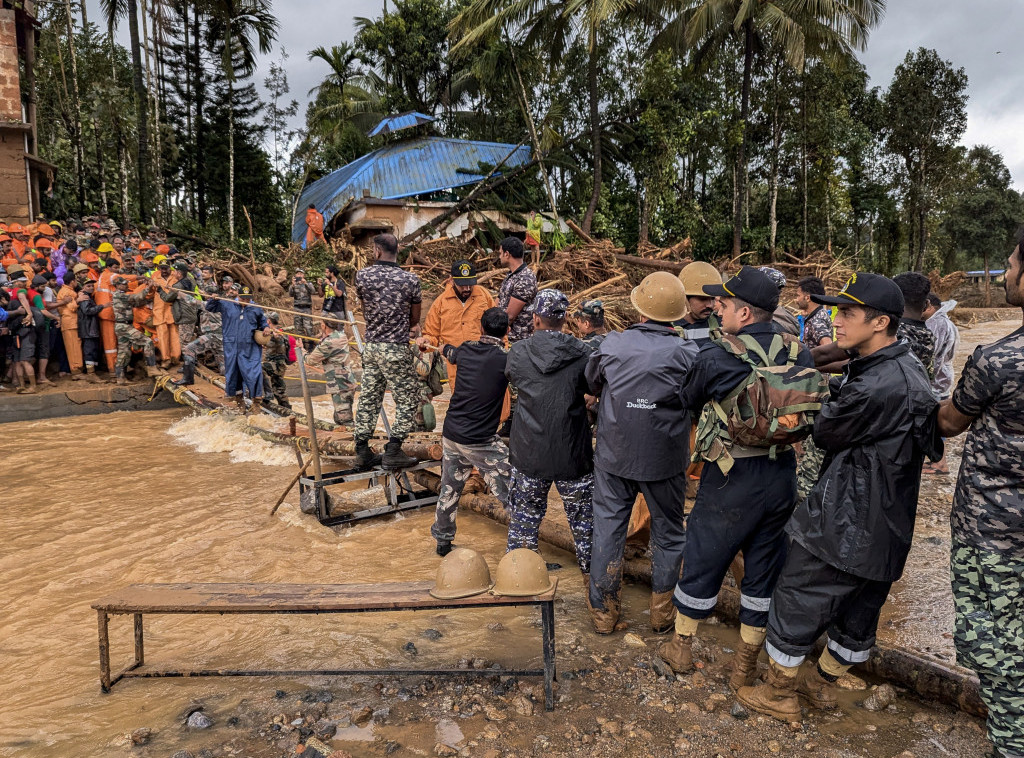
92;580;559;710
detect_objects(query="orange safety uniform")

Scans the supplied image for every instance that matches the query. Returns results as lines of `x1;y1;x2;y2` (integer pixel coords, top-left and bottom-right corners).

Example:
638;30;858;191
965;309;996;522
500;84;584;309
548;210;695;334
420;282;495;392
57;283;84;373
11;238;26;258
150;270;181;362
95;268;119;371
305;207;326;247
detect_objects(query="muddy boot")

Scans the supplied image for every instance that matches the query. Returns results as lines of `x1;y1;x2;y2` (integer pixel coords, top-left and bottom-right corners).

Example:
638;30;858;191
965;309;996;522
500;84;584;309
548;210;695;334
354;439;382;470
70;370;83;381
115;368;128;386
797;664;838;710
85;366;103;383
234;395;247;413
172;361;196;387
382;438;417;469
16;374;37;394
650;590;677;634
160;358;172;370
658;634;694;675
250;397;263;415
729;640;764;692
333;406;354;425
736;663;801;723
145;364;163;378
588;592;620;635
436;540;453;557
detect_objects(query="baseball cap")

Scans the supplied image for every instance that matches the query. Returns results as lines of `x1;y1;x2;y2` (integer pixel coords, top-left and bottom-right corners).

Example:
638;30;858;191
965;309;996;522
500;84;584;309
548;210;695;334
702;266;780;312
576;299;605;319
239;285;253;298
758;266;787;291
450;259;477;285
811;273;905;317
533;288;569;320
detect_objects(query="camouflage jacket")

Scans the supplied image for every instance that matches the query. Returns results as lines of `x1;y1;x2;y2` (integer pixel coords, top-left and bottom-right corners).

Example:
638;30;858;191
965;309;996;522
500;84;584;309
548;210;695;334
897;318;935;381
305;329;350;369
951;325;1024;559
112;288;148;324
199;281;222;333
264;332;289;361
355;261;421;343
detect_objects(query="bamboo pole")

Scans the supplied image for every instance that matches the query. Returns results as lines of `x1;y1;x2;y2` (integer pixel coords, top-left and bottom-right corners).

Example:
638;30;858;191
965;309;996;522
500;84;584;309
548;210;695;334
269;456;312;517
294;342;325;519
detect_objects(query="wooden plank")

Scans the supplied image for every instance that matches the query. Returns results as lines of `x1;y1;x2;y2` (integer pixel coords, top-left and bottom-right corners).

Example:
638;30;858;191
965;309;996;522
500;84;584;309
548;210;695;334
92;580;558;614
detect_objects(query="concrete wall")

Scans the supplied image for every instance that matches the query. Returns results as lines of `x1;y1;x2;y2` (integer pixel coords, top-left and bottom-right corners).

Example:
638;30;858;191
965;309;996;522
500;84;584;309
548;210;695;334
0;8;29;222
0;382;179;425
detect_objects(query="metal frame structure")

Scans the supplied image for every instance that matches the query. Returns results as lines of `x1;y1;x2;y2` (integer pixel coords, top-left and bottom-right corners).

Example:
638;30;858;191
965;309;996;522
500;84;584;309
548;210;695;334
299;460;441;526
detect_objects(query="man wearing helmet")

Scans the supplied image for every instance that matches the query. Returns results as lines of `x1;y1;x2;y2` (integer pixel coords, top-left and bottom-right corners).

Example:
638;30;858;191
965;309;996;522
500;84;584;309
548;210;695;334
111;275;160;384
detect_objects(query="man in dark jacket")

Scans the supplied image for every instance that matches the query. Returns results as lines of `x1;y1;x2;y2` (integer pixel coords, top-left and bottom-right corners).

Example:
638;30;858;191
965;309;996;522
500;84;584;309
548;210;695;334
77;279;110;381
431;308;512;556
738;273;940;723
659;267;816;689
586;272;698;634
505;289;594;577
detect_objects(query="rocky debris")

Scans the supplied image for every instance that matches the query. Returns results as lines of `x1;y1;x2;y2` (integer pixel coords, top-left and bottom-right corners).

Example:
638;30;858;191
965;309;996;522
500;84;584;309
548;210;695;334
352;706;374;726
301;690;334;703
836;672;868;690
170;752;194;758
434;743;458;756
487;622;505;632
513;694;535;717
674;735;692;753
730;702;749;720
187;711;213;729
313;718;337;739
423;628;444;641
650;655;676;679
129;727;152;745
862;683;897;712
623;632;647;647
483;704;507;722
385;741;401;754
404;641;419;656
435;718;465;747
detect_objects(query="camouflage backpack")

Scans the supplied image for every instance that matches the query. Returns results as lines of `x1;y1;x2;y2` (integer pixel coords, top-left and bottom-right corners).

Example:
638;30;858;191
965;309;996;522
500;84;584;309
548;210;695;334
693;332;828;474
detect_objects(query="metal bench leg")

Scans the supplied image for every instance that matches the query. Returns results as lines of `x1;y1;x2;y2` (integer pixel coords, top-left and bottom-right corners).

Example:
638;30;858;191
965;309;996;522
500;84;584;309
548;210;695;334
541;600;556;711
134;613;145;668
98;610;111;692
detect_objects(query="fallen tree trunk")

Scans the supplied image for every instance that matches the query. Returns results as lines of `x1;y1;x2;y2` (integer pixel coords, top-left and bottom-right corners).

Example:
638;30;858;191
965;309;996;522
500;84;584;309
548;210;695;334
614;254;691;273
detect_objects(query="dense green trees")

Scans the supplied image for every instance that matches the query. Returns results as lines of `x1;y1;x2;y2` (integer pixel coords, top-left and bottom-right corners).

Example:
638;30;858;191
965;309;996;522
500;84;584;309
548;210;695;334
36;0;1021;272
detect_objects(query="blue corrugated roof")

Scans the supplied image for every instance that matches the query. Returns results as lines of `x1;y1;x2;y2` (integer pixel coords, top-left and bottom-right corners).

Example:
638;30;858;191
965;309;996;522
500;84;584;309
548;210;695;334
367;111;435;137
292;137;531;243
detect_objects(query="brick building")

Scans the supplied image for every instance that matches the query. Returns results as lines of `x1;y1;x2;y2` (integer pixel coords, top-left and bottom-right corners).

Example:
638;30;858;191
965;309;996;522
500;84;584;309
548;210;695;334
0;0;53;223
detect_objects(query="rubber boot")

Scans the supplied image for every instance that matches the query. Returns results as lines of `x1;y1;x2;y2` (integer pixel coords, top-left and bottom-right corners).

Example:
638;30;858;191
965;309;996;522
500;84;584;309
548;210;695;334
736;663;802;723
650;590;677;634
436;541;453;557
657;634;694;675
145;364;163;378
797;665;838;710
382;438;417;469
729;641;764;692
354;439;382;470
250;397;263;415
115;368;128;386
172;361;196;387
85;365;103;383
588;592;620;635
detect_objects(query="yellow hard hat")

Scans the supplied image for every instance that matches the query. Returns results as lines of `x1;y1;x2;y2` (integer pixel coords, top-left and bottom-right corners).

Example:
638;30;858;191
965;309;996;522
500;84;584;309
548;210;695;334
491;549;555;597
430;548;493;599
630;271;688;323
153;254;167;265
678;261;723;297
97;242;114;254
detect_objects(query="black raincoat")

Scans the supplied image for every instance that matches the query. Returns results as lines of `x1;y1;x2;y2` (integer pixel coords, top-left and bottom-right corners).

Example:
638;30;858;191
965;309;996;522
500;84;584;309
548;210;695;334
788;341;942;582
505;329;593;480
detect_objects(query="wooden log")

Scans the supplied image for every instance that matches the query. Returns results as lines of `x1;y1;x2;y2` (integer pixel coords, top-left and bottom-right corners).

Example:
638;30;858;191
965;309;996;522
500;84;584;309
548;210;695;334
566;219;596;244
571;273;627;301
613;254;690;273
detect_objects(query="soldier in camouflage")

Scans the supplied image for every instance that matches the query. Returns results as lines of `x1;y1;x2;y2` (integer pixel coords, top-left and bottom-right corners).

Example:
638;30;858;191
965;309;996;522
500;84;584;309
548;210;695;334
288;269;317;348
111;276;159;384
938;235;1024;758
261;312;291;407
305;317;357;425
173;272;226;387
893;272;936;380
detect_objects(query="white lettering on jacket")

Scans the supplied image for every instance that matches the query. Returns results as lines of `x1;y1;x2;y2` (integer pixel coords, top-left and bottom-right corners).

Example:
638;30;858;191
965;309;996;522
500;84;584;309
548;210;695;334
626;398;657;410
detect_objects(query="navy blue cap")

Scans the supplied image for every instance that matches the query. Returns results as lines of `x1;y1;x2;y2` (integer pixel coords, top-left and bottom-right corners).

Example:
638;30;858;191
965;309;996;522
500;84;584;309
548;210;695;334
702;266;780;312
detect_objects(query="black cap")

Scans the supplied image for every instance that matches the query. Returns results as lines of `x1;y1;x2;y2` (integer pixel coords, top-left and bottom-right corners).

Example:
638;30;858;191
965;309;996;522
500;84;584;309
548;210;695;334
811;273;904;317
702;266;780;312
451;259;477;285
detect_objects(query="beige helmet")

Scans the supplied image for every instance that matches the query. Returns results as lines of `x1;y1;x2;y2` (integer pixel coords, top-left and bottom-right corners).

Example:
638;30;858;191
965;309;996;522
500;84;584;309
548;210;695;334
678;261;723;297
430;547;493;599
491;548;556;597
630;271;688;323
253;329;272;346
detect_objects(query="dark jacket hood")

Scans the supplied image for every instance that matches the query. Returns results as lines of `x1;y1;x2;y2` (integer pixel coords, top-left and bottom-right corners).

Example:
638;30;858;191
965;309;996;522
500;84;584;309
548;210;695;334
520;329;590;375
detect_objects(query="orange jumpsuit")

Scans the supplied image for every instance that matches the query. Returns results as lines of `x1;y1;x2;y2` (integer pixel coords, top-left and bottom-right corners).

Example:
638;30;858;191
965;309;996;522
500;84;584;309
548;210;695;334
150;270;181;362
95;269;118;371
305;208;326;247
420;283;495;392
57;284;83;373
11;238;26;258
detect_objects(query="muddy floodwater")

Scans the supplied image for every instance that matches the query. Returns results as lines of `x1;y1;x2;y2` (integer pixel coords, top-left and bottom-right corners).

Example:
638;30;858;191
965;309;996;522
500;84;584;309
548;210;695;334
1;317;1015;758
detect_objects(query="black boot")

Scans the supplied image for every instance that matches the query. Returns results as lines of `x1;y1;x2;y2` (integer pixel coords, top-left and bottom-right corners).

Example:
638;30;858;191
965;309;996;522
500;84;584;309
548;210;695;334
354;438;382;470
382;438;417;470
172;361;196;387
436;541;453;557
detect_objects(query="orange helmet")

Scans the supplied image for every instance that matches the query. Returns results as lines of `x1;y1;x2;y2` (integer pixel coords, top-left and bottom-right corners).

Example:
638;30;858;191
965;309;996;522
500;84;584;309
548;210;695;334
80;251;100;264
8;223;25;234
139;241;154;251
0;234;10;243
156;244;171;255
36;224;55;237
34;237;54;249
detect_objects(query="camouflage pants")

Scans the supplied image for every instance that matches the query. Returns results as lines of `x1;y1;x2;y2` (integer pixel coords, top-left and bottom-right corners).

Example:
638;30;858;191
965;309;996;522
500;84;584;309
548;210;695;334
114;322;154;368
355;341;420;440
262;356;289;406
179;319;196;346
796;434;826;503
183;331;225;373
507;466;594;573
431;436;511;543
293;308;315;344
952;538;1024;756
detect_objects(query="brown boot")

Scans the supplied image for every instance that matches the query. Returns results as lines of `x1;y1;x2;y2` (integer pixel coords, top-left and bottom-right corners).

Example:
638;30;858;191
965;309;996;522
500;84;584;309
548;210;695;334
587;591;620;635
729;640;763;692
649;590;676;634
250;397;263;415
657;634;694;675
736;664;801;723
797;665;838;710
85;366;103;383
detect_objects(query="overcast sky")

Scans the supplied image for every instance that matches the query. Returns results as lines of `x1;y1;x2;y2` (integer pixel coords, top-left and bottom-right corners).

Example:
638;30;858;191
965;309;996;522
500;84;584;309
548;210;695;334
90;0;1024;188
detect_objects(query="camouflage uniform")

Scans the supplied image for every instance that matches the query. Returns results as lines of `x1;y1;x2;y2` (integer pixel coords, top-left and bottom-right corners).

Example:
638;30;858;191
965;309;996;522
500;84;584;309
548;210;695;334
948;326;1024;757
507;466;594;574
183;281;225;373
261;332;290;407
174;281;202;345
431;436;511;543
897;318;936;380
289;280;317;343
497;263;538;344
801;305;833;349
112;289;155;367
305;328;356;415
354;262;422;440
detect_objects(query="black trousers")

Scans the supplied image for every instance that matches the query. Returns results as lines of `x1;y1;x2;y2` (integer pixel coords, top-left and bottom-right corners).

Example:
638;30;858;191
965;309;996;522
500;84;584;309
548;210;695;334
765;539;892;668
673;451;798;628
81;337;101;366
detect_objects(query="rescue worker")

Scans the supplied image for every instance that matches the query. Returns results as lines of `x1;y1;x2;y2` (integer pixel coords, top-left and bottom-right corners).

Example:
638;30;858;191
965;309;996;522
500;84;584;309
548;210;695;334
415;259;495;391
586;272;698;634
674;262;722;346
111;275;160;384
288;268;317;347
56;272;84;379
893;271;936;380
305;204;327;247
94;254;119;372
431;308;512;556
796;276;833;349
573;300;609;351
205;285;269;413
353;233;422;470
737;273;940;723
505;289;594;580
305;317;357;425
660;267;817;690
173;269;225;386
171;261;201;346
77;279;108;383
496;237;537;344
936;234;1024;758
150;259;182;368
758;266;801;337
261;312;291;408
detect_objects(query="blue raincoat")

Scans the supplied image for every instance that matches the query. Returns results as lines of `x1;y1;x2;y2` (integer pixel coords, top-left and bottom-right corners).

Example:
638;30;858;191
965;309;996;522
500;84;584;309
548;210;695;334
205;298;268;398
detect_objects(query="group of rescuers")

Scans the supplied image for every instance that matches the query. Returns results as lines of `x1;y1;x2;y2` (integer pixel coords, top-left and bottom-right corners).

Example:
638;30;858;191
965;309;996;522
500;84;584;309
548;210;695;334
166;229;1019;755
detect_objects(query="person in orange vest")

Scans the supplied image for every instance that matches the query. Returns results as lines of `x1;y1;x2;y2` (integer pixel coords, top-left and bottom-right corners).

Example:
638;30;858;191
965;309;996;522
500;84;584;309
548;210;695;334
305;204;327;248
8;223;28;258
0;235;15;270
56;270;85;379
94;257;121;372
150;258;181;367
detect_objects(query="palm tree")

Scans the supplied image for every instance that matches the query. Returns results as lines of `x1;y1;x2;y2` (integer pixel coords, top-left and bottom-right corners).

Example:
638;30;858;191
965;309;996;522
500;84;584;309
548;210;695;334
307;43;364;117
658;0;884;256
206;0;278;239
